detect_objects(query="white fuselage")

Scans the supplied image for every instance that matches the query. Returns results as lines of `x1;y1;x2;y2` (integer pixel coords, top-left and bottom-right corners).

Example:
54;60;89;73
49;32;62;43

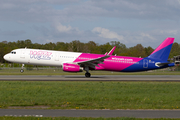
4;48;82;67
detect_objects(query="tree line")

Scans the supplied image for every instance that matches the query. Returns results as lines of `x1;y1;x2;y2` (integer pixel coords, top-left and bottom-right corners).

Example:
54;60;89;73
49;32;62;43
0;39;180;63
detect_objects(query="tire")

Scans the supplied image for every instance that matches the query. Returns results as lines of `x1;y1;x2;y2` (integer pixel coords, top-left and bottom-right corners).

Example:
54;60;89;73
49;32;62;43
85;72;91;77
20;69;24;73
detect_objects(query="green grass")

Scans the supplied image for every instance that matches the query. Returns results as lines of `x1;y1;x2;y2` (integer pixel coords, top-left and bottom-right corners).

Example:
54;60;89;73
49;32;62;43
0;68;180;75
0;81;180;109
1;117;180;120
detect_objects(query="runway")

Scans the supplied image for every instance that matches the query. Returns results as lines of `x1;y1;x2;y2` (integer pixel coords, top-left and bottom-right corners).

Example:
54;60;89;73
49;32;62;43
0;75;180;81
1;75;180;118
1;109;180;118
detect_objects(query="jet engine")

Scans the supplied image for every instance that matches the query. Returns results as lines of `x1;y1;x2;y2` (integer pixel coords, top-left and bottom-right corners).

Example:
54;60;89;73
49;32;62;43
62;63;83;72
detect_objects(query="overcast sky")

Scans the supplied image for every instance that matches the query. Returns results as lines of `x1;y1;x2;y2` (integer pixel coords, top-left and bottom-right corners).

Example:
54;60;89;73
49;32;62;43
0;0;180;48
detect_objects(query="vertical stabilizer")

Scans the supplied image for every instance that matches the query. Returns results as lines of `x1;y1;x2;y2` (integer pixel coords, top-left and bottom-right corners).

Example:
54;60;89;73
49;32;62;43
148;37;174;61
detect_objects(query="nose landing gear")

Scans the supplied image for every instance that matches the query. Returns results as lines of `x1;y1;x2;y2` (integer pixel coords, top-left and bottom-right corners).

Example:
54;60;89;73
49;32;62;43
20;64;24;73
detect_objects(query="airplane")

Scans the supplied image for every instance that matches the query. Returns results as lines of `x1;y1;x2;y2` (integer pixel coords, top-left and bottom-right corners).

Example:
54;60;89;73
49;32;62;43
3;37;175;77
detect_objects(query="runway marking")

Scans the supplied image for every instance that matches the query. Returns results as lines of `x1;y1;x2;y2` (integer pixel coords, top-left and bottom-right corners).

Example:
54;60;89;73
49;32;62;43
1;109;180;118
5;115;43;117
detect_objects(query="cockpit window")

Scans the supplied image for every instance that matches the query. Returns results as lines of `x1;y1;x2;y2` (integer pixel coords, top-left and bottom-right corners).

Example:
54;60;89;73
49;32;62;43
11;51;16;54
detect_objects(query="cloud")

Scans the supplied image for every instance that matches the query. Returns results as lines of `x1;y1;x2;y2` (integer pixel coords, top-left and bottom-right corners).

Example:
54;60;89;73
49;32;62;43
1;0;180;23
140;33;155;40
52;22;82;36
0;0;82;5
159;30;178;35
0;0;180;48
92;27;124;41
33;22;90;44
89;0;180;20
55;22;72;33
0;3;15;9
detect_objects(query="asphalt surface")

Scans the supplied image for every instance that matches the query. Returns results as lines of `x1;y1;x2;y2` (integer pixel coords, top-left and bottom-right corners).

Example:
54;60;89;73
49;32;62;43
0;75;180;81
1;75;180;118
1;109;180;118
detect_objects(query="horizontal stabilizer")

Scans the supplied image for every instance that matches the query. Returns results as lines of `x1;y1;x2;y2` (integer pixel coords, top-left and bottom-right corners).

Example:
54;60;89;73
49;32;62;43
156;62;175;67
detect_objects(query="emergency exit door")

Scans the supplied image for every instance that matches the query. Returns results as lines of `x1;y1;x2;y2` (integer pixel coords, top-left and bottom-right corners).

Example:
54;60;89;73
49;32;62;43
143;59;148;68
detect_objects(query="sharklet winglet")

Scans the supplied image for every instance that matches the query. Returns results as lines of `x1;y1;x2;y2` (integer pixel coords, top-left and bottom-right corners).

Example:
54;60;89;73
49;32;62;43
107;46;116;55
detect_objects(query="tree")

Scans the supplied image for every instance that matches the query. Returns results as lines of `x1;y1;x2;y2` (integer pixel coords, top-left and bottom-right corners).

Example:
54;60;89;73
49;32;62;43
144;46;154;56
86;41;99;54
127;44;147;58
68;40;84;52
17;40;25;48
55;42;68;51
0;43;5;63
169;42;180;58
32;43;43;49
43;42;56;50
99;43;112;55
110;41;127;56
24;39;33;48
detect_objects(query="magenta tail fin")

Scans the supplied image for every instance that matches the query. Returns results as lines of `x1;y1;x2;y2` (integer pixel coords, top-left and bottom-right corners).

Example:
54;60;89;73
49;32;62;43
148;37;174;61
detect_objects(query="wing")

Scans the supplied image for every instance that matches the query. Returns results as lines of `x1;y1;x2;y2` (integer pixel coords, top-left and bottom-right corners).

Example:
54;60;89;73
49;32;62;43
75;55;110;69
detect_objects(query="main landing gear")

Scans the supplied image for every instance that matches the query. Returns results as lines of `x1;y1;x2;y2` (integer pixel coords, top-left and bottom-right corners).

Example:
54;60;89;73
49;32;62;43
20;64;24;73
85;72;91;77
84;66;91;77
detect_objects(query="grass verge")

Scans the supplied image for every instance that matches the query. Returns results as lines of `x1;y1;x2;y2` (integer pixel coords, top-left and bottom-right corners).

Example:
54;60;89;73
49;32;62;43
0;81;180;109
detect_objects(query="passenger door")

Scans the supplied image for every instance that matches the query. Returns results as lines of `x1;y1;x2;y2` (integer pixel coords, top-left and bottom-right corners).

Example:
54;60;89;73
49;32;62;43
20;50;26;58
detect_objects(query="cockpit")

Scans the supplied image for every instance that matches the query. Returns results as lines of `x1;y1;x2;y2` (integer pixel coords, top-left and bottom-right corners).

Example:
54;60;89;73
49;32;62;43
10;51;16;54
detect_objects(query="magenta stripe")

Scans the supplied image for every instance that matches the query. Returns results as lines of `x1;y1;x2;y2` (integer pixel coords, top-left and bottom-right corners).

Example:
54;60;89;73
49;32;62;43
74;53;143;71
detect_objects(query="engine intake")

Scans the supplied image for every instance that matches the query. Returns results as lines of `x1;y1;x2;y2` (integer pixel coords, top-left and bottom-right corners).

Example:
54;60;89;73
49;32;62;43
62;63;83;72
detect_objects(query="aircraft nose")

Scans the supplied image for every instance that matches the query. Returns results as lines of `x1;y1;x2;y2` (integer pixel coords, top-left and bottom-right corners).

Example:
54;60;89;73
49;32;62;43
3;54;10;61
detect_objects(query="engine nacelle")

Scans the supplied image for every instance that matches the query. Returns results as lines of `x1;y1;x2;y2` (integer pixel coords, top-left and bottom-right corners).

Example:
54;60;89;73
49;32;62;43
62;63;83;72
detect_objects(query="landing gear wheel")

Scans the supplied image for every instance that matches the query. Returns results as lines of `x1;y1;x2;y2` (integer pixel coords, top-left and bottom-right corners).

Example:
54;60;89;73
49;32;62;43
85;72;91;77
20;64;24;73
20;69;24;73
